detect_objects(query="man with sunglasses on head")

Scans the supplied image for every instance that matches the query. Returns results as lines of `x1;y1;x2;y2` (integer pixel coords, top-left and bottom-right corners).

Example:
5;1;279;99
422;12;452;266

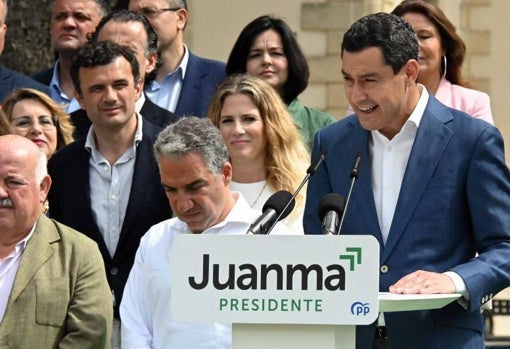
128;0;225;118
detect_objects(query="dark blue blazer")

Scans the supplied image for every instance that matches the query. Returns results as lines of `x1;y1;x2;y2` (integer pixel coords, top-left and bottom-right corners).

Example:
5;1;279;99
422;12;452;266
47;119;172;317
0;65;50;103
303;95;510;349
31;66;53;86
70;94;179;139
171;51;225;118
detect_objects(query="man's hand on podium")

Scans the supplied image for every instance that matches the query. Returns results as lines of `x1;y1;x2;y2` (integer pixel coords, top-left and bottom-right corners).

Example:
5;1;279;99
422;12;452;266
389;270;456;294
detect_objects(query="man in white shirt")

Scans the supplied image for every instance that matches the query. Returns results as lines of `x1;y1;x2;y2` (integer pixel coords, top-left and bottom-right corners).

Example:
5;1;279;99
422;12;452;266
120;117;288;349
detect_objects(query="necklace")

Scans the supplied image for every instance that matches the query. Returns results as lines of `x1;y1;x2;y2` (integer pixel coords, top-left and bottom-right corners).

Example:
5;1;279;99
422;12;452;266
251;181;268;207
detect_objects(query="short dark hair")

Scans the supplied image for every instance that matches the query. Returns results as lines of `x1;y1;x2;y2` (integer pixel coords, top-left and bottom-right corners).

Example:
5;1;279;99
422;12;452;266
341;12;418;74
70;41;140;96
226;15;308;105
90;9;159;84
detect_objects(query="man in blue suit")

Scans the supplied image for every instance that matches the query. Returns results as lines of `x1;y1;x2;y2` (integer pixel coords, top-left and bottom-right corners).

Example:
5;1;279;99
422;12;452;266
303;13;510;349
48;41;172;349
128;0;225;118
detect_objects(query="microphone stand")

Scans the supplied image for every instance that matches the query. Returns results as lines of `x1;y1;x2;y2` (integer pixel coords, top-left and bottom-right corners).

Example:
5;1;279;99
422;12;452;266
336;153;362;235
265;150;327;235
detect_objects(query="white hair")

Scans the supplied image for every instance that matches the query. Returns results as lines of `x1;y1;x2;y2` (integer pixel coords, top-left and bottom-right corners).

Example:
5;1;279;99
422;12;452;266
35;150;48;184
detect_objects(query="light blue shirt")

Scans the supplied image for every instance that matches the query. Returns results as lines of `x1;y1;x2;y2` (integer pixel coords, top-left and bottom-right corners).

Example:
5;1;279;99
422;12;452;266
85;114;143;258
49;60;81;113
145;45;189;113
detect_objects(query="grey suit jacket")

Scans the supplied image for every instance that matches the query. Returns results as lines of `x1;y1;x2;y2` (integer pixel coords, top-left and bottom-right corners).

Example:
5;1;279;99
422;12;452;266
0;215;113;349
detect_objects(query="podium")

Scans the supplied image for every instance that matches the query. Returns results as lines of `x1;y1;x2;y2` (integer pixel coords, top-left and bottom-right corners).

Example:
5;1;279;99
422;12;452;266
171;235;460;349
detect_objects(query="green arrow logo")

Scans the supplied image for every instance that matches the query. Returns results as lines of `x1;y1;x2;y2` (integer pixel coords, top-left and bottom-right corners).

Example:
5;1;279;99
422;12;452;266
339;247;362;271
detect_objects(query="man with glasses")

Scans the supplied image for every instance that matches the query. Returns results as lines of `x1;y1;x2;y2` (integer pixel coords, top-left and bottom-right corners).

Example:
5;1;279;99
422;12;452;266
128;0;226;118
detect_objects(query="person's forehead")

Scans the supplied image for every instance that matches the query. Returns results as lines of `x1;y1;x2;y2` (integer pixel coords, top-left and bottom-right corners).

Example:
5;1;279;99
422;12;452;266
342;47;387;71
79;56;133;88
0;148;37;177
130;0;169;8
53;0;102;14
98;21;148;44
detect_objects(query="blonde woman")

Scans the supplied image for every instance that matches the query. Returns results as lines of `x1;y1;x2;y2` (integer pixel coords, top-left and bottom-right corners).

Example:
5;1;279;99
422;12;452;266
209;74;309;234
2;88;74;158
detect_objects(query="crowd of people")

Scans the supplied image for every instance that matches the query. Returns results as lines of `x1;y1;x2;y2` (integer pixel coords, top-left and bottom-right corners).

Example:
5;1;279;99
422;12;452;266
0;1;509;349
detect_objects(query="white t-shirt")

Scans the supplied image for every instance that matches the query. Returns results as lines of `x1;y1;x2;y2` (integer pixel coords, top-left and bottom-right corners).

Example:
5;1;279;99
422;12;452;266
230;180;304;234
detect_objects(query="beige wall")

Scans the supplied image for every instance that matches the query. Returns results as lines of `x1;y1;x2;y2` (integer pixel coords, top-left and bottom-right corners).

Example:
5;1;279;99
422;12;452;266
186;0;510;164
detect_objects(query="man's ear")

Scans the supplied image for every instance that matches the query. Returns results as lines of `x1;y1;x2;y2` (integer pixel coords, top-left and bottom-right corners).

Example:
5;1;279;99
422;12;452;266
222;161;233;185
39;175;52;203
404;59;420;85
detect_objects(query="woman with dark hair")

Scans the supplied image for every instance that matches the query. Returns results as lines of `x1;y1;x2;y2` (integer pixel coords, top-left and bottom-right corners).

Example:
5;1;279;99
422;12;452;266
392;0;493;124
226;15;336;150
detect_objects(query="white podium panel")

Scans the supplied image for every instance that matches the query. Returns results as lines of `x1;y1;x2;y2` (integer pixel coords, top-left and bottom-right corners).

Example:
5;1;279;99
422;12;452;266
232;324;355;349
171;235;380;325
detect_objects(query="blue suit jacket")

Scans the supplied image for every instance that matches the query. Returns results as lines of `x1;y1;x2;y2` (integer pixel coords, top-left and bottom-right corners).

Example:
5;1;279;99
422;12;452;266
47;119;172;317
303;95;510;349
0;65;50;103
172;51;225;118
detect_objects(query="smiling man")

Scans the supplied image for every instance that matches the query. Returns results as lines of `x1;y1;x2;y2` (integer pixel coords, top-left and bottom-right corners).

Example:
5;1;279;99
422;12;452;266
70;9;178;139
303;12;510;349
47;41;172;349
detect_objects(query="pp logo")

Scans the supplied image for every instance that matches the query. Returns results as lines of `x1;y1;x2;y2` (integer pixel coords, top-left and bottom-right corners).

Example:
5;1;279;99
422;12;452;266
350;302;370;316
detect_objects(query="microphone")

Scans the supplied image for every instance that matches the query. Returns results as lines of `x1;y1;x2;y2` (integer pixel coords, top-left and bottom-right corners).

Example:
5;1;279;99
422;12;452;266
263;150;328;235
337;153;362;234
318;193;346;235
247;190;295;235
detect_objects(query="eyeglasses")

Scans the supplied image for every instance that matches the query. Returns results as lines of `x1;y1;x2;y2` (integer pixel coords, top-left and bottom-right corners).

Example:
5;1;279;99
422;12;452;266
136;7;181;17
10;115;57;130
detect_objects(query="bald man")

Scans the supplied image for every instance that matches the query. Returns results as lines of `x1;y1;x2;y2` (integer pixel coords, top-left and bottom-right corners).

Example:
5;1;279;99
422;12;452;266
0;135;112;349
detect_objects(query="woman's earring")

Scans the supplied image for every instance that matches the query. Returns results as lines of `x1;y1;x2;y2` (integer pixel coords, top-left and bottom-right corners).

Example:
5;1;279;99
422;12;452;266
442;55;447;79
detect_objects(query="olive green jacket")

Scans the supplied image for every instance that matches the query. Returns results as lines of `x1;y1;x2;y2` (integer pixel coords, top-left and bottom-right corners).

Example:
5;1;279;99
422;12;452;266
0;215;112;348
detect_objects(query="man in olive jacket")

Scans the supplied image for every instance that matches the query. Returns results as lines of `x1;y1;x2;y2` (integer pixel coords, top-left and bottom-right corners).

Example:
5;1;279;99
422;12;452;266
0;135;112;349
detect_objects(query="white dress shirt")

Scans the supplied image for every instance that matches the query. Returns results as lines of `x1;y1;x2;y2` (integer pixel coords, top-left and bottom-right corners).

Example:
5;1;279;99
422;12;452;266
120;193;289;349
371;87;428;244
0;225;35;321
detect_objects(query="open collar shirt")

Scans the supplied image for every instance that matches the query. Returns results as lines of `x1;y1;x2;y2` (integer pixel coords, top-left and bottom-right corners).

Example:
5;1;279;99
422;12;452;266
120;192;289;349
145;45;189;113
85;113;143;258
